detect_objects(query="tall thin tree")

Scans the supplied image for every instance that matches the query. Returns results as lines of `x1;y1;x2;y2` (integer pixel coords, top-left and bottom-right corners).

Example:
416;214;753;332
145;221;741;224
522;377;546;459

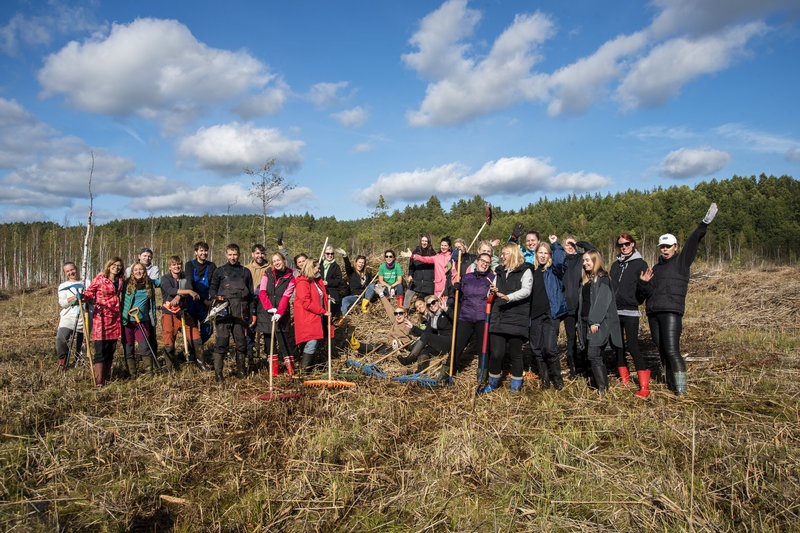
81;152;95;285
245;159;293;245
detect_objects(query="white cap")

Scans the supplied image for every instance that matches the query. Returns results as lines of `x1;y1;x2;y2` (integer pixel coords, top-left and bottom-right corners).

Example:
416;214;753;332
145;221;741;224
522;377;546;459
658;233;677;246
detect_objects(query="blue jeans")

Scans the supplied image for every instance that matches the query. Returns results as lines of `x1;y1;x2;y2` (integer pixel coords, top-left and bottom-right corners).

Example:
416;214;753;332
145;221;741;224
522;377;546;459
341;284;376;314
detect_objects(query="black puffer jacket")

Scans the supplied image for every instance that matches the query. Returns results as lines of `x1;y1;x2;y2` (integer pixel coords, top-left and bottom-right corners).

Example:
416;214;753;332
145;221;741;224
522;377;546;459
323;261;343;304
609;250;647;312
641;223;708;316
489;262;532;337
563;241;596;314
407;246;435;294
343;256;373;296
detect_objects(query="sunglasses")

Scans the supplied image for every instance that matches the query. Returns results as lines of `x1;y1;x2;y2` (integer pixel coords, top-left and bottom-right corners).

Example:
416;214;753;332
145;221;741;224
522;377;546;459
325;252;334;255
565;242;576;247
617;241;633;248
394;311;406;316
385;255;394;259
427;302;438;308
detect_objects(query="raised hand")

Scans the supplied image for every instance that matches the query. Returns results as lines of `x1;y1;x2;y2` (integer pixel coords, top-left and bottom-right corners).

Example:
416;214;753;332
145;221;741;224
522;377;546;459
640;268;654;282
703;202;718;224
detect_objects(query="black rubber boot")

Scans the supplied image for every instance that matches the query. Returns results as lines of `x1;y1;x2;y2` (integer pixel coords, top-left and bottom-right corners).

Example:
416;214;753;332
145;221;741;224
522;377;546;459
142;355;154;375
537;360;550;389
548;361;563;390
591;362;608;396
235;352;247;378
163;346;178;371
213;351;224;382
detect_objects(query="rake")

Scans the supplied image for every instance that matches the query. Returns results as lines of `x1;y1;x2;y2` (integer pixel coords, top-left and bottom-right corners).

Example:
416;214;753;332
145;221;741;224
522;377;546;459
242;323;301;401
128;308;165;374
304;314;356;389
391;353;449;387
346;340;413;379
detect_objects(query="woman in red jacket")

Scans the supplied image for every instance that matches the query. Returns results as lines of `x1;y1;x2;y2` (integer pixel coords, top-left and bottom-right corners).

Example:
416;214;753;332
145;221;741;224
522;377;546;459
82;256;125;386
293;258;332;372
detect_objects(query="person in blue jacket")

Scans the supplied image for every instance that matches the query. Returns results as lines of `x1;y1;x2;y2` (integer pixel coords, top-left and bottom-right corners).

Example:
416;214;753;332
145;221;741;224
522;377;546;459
529;236;568;390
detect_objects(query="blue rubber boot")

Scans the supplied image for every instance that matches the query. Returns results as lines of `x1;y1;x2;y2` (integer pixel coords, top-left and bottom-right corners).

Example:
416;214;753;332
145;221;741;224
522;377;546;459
478;375;501;394
510;377;523;393
674;371;687;396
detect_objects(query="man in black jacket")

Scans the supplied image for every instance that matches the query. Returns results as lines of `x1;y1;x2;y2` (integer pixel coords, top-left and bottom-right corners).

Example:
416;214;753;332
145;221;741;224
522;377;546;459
208;244;253;382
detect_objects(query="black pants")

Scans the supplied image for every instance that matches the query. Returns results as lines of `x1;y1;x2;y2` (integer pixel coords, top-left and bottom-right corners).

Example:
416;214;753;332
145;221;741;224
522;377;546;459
215;319;248;357
443;319;485;371
530;314;560;365
648;312;685;388
561;313;584;376
56;327;83;361
259;320;294;360
616;315;647;371
93;339;116;364
488;332;525;379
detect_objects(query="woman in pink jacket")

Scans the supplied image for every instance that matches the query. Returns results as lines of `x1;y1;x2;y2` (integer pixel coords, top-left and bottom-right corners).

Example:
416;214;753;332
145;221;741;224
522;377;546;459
401;236;453;300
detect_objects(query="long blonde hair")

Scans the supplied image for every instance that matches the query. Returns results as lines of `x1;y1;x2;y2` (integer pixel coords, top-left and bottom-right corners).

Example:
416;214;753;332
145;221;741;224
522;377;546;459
535;242;553;271
126;262;155;298
501;244;524;271
581;250;606;284
301;258;319;279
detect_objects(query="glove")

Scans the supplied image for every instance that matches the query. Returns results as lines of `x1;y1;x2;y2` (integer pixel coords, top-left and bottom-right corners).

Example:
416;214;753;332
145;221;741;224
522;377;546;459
335;248;346;256
453;282;461;291
267;308;277;314
389;288;395;297
510;222;524;243
277;231;283;246
451;248;461;264
703;202;718;224
272;313;281;322
215;296;224;303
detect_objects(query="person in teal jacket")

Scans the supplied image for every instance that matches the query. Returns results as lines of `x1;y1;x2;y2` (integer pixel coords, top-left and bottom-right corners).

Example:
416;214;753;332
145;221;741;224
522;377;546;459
121;262;161;376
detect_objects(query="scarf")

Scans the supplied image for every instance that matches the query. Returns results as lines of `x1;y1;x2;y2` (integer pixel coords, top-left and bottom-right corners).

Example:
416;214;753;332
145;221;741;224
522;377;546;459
384;260;395;270
323;259;334;279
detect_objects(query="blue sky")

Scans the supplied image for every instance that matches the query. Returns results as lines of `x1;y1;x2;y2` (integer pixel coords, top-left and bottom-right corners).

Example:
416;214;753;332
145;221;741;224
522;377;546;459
1;0;798;225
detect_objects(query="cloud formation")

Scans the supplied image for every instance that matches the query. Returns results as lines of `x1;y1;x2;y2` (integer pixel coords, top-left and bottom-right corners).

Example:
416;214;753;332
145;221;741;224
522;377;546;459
178;122;305;176
658;147;730;178
308;81;349;109
331;106;369;128
357;156;610;205
37;18;281;129
404;0;784;126
715;123;800;161
0;4;101;56
126;182;315;215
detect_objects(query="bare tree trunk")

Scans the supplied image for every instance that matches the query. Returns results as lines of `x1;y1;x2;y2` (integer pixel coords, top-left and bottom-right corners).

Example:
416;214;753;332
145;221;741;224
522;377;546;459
81;152;95;285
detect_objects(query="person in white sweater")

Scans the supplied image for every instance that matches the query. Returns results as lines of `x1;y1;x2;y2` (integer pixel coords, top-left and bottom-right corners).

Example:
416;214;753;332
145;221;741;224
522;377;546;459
56;262;85;371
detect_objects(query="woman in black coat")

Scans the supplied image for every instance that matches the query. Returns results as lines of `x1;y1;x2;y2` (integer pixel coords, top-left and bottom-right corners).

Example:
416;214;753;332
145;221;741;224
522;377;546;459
322;245;343;316
609;232;649;397
640;203;717;397
559;237;596;380
578;250;621;396
405;234;435;308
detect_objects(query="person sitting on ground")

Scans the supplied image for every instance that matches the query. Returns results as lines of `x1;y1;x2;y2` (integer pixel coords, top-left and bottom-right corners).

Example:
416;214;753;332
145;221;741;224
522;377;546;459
125;247;160;280
160;256;200;370
401;295;454;373
121;262;161;377
376;249;404;306
341;252;375;315
56;262;84;372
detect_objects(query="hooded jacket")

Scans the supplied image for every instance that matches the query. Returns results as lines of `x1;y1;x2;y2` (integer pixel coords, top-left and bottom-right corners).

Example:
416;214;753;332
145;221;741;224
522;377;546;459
609;250;648;314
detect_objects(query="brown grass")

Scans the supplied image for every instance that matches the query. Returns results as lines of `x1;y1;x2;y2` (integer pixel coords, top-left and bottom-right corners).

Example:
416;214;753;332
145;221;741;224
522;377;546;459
1;266;799;531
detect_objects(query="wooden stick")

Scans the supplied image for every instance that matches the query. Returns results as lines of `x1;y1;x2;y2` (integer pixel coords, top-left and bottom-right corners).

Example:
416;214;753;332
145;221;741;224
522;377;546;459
268;322;276;391
318;237;329;263
78;299;95;386
467;221;488;252
180;312;190;357
336;272;379;325
326;314;333;382
448;253;463;383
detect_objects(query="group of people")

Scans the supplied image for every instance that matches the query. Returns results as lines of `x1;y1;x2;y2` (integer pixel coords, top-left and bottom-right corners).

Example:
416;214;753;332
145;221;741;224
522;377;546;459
55;202;717;396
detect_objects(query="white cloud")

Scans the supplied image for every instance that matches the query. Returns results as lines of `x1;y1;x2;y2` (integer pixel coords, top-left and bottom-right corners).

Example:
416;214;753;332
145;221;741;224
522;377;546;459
616;21;767;111
0;185;71;207
0;5;101;56
357;156;611;205
233;79;291;118
37;18;275;129
308;81;349;109
354;143;372;153
126;182;315;215
625;125;697;141
0;98;57;169
0;207;50;223
547;32;647;116
649;0;795;38
331;106;369;128
178;122;305;175
405;4;554;127
715;123;800;161
658;147;730;178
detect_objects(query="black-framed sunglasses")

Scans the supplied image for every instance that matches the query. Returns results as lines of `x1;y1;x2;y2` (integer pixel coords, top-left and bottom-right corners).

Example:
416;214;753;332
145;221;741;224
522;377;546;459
394;311;406;316
617;241;633;248
565;241;576;247
385;255;394;259
427;302;438;308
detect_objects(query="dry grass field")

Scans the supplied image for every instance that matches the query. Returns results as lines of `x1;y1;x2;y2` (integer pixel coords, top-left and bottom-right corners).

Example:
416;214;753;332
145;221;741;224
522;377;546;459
1;265;799;532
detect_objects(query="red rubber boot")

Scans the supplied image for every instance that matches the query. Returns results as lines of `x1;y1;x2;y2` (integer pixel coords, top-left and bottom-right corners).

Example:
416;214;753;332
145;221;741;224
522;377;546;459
635;370;651;398
397;295;404;307
618;366;630;386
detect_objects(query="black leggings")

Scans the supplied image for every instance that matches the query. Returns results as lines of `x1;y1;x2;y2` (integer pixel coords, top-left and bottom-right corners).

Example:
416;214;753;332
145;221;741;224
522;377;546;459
616;315;647;371
93;339;116;364
444;319;485;370
648;312;685;384
488;333;525;379
561;313;584;374
530;314;560;365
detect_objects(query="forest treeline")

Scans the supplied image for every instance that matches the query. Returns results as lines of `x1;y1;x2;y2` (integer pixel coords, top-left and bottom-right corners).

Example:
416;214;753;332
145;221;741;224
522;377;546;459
1;174;797;289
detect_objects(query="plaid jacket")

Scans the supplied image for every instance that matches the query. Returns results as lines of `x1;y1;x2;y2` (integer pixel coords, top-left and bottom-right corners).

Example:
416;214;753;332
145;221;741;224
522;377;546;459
83;274;122;340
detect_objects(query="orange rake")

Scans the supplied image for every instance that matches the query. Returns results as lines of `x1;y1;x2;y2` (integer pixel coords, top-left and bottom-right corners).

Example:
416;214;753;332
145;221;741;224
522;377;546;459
242;322;301;400
304;314;356;389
